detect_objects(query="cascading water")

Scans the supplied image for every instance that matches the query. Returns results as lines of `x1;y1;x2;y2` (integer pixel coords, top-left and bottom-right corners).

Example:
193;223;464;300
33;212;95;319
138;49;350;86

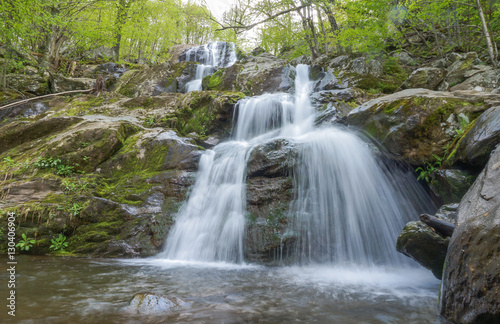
160;64;432;266
181;41;237;92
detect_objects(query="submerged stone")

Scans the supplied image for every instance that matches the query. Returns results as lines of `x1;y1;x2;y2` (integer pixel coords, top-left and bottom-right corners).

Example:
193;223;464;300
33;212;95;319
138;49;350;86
127;293;190;314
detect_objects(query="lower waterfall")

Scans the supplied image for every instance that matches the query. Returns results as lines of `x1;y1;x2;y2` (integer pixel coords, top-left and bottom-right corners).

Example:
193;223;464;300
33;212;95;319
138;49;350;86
158;64;432;265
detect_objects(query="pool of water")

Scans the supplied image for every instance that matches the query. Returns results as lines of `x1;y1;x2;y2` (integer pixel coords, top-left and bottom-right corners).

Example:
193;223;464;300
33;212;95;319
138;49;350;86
0;256;446;323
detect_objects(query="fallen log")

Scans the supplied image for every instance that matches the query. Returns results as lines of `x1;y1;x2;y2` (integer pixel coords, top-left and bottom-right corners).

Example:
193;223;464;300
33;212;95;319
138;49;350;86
420;213;455;237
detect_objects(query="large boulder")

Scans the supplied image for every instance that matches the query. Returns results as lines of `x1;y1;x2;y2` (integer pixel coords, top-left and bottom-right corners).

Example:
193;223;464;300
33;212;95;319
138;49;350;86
450;106;500;168
440;147;500;323
450;66;500;92
345;89;497;165
438;52;478;91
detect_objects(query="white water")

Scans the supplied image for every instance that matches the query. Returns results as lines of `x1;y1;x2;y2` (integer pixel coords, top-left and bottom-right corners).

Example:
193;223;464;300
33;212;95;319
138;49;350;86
160;64;432;266
183;41;237;92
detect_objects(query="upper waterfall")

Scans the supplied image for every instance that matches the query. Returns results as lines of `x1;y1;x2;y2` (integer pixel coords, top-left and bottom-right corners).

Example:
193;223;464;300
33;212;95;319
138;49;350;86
179;41;237;92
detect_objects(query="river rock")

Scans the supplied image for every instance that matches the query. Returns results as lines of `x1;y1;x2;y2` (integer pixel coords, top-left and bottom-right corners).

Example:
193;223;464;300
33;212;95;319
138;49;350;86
396;221;449;279
401;67;447;90
451;106;500;168
127;293;190;314
345;89;494;165
440;147;500;323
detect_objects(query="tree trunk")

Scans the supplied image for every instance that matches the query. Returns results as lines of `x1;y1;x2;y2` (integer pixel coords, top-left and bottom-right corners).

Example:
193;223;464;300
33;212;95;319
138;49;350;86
476;0;497;66
113;0;132;61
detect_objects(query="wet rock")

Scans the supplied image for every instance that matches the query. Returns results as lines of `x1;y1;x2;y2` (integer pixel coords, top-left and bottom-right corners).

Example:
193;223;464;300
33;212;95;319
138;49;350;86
7;74;48;95
396;221;449;279
440;204;500;323
435;203;459;224
247;139;297;178
401;67;447;90
429;169;476;204
49;74;95;93
451;106;500;168
245;177;294;263
127;293;190;314
345;89;496;165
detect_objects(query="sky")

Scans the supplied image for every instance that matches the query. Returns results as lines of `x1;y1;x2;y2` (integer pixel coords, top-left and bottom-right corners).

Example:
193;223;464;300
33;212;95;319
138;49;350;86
203;0;234;19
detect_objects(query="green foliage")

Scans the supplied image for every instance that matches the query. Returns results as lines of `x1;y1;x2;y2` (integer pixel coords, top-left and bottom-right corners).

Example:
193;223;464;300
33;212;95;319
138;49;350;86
34;156;76;176
2;156;16;168
69;203;84;216
16;234;36;251
50;234;69;251
415;154;444;183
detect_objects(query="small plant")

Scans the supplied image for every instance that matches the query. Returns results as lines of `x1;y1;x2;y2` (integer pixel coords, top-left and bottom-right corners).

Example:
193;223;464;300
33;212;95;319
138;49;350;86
145;116;155;126
2;156;16;168
55;164;75;176
454;114;470;137
50;233;69;251
82;156;91;162
34;157;62;169
81;142;90;148
16;234;36;251
415;154;443;183
68;203;83;216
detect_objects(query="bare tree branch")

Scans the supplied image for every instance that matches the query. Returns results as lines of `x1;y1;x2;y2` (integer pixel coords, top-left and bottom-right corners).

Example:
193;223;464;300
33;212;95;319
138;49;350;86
215;4;309;31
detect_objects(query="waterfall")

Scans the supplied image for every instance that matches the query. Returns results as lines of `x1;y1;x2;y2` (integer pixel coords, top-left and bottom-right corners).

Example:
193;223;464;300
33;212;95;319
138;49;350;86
181;41;237;92
160;64;432;265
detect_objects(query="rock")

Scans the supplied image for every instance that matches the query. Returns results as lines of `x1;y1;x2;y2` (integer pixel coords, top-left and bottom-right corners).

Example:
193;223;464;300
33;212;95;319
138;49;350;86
451;106;500;168
439;52;478;90
49;74;95;93
116;61;195;97
455;147;500;226
439;147;500;322
440;203;500;322
7;74;48;95
245;176;294;263
290;55;313;66
174;91;244;137
168;44;197;63
247;139;297;178
435;203;459;223
99;129;201;176
392;51;417;66
345;89;496;165
429;169;476;204
396;221;449;279
0;116;82;154
401;68;447;90
176;63;198;93
127;293;190;314
450;67;499;92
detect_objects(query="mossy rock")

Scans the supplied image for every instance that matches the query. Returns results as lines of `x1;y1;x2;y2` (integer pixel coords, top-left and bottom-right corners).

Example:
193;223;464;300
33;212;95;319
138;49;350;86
346;89;492;165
